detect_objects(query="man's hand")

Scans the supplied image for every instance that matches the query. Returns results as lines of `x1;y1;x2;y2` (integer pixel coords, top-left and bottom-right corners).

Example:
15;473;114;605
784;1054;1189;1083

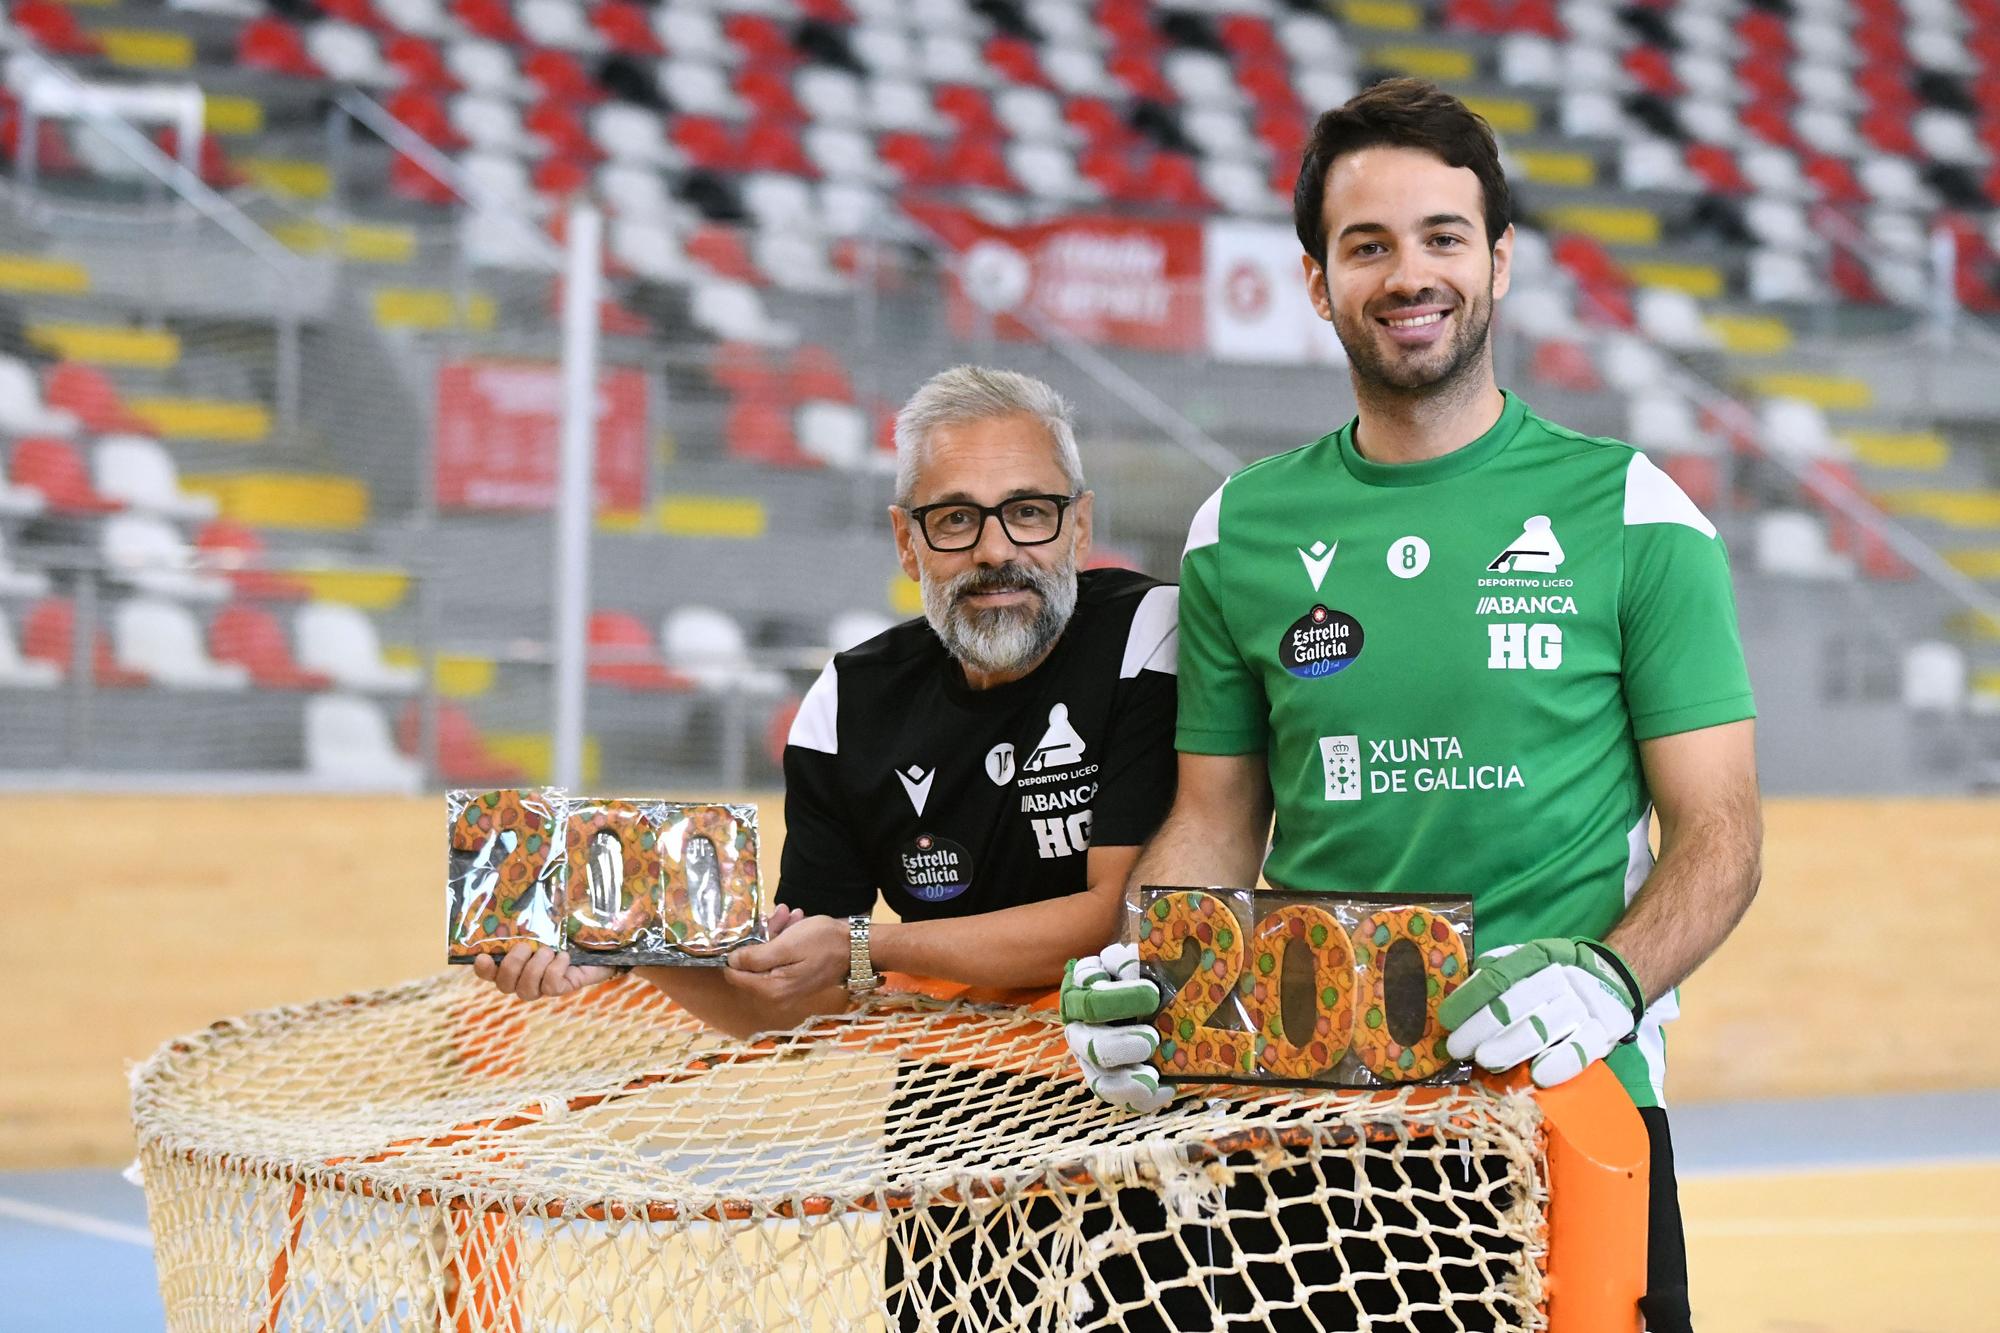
725;911;850;1004
473;943;618;1001
1061;942;1171;1113
1438;939;1645;1088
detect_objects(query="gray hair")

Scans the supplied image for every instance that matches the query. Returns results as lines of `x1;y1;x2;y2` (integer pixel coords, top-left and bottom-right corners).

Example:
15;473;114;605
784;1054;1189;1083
893;366;1084;506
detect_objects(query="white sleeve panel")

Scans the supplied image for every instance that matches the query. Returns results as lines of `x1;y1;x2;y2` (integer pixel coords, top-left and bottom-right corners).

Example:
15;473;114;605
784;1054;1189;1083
1624;453;1717;538
1120;585;1180;678
786;660;839;754
1182;483;1224;556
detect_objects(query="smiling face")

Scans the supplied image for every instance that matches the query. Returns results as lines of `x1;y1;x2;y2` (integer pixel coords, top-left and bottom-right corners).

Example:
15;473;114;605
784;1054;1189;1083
890;411;1092;686
1302;145;1513;400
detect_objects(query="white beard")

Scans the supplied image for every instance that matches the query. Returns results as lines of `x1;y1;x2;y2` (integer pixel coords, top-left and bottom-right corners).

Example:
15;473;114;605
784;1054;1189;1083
920;550;1079;678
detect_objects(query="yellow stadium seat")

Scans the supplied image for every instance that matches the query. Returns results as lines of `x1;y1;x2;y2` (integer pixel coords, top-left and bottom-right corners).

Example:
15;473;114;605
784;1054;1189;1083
889;576;922;617
1740;372;1873;412
98;28;194;69
654;495;768;538
1543;205;1662;247
129;397;271;443
382;648;497;699
1509;150;1596;188
1372;44;1476;80
1877;490;2000;528
371;288;497;331
1340;0;1422;29
204;96;265;136
0;254;91;295
29;322;180;369
1703;314;1794;356
485;733;602;786
1944;549;2000;579
237;159;332;200
179;473;372;532
1628;262;1724;299
1842;431;1950;472
1460;97;1536;134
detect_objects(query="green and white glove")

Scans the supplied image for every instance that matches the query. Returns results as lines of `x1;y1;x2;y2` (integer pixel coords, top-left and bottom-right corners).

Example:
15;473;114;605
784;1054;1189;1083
1438;938;1646;1089
1061;942;1171;1113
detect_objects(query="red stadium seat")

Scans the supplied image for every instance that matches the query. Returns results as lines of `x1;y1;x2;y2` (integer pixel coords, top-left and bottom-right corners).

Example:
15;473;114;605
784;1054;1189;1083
319;0;389;31
397;701;528;784
797;0;850;21
532;154;589;198
1097;0;1155;48
1740;100;1800;151
237;17;323;79
878;131;943;187
1528;340;1603;393
1658;455;1721;515
10;437;121;514
1859;105;1919;156
524;50;601;105
385;88;461;147
1064;97;1127;147
983;36;1048;86
588;611;694;691
195;520;313;601
23;598;146;686
938;136;1016;192
1108;49;1173;103
725;400;816;467
1802;152;1867;206
1622;46;1679;98
42;363;149;435
687;225;763;285
711;341;784;400
390;152;456;205
0;105;81;175
1735;12;1788;54
12;0;104;57
722;14;795;66
1685;143;1750;195
155;127;240;188
737;68;803;121
1445;0;1509;34
1506;0;1562;38
1830;250;1882;304
934;86;1001;138
670;116;737;170
593;1;663;56
1553;234;1628;292
210;603;332;690
525;100;598;161
740;119;814;175
451;0;524;45
1734;56;1793;104
1144;151;1211;210
385;36;457;92
1217;15;1281;58
790;344;854;402
1080;144;1148;202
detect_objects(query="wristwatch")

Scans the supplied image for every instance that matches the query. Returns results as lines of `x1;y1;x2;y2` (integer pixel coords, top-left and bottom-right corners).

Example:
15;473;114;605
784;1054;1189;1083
845;914;881;995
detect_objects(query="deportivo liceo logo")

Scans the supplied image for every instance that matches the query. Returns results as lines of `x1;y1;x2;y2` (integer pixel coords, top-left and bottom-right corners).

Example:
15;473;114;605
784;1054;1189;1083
1486;516;1565;573
1022;703;1086;773
1297;539;1337;592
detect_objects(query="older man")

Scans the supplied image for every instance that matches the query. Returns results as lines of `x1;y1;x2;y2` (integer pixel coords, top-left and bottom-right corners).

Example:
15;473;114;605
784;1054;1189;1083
479;363;1177;1033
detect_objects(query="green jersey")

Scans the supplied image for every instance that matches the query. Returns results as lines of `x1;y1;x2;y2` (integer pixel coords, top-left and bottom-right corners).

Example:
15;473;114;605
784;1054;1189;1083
1177;391;1755;1107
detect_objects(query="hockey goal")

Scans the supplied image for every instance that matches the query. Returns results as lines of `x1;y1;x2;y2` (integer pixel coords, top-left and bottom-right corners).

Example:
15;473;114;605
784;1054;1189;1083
131;970;1646;1331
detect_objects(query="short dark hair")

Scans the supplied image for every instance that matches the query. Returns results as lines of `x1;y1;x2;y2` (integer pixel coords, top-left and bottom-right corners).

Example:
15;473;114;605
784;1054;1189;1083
1293;77;1512;262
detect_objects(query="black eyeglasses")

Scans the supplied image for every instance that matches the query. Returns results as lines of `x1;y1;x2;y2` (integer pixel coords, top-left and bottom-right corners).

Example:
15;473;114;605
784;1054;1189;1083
904;494;1078;552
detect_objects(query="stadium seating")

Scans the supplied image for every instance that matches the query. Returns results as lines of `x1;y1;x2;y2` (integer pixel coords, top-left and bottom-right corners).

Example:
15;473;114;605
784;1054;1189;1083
305;692;423;789
395;699;529;783
587;610;694;692
662;605;784;693
91;435;218;521
209;603;333;690
22;597;148;687
101;513;230;602
0;609;60;689
111;596;251;690
295;602;421;692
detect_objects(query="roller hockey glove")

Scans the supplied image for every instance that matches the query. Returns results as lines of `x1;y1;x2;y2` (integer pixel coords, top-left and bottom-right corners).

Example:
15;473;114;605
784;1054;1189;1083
1437;938;1646;1089
1061;942;1172;1113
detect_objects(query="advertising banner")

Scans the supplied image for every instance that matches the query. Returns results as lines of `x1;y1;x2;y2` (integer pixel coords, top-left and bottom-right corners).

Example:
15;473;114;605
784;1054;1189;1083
435;360;651;511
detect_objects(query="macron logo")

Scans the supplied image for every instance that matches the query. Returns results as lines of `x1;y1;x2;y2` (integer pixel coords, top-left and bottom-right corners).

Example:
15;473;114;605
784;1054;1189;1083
896;765;935;816
1298;540;1337;592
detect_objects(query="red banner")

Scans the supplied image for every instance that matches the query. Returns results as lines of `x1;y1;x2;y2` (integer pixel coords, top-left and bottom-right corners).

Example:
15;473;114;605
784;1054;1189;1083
914;205;1205;354
434;360;650;512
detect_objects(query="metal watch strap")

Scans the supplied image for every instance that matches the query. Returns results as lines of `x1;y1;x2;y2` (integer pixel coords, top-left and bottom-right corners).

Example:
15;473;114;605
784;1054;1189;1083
845;915;880;994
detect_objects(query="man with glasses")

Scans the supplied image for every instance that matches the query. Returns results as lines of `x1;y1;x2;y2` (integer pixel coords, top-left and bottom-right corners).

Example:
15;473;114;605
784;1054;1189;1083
482;363;1177;1037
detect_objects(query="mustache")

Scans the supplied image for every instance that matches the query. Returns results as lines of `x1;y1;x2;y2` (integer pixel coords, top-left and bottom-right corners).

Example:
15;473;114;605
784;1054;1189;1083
1373;291;1454;315
951;563;1046;601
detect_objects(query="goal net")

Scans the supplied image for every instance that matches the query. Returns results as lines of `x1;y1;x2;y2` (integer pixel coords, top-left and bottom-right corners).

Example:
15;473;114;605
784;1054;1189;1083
131;971;1645;1331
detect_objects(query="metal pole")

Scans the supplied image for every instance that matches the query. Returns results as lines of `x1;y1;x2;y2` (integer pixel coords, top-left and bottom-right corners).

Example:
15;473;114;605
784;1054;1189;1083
550;202;602;790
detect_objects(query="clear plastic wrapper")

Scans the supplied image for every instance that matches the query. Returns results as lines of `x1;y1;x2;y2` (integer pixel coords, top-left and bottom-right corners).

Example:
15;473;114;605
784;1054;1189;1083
1126;885;1476;1089
447;791;764;966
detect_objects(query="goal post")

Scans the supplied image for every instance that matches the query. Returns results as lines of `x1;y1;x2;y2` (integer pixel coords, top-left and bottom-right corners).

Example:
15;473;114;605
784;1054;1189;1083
132;970;1646;1332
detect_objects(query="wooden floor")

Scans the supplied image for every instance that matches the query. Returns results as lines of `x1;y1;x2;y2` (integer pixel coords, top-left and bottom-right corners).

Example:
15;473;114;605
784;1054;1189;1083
7;793;1999;1329
9;793;1999;1169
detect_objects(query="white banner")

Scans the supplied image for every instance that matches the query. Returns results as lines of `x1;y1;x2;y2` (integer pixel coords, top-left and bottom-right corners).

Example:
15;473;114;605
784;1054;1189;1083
1203;220;1347;367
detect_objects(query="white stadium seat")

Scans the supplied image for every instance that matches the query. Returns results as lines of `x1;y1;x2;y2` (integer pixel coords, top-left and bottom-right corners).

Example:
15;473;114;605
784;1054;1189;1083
1746;248;1826;304
1277;13;1347;66
795;67;869;127
1597;333;1671;395
1635;288;1717;351
652;8;736;64
918;33;990;84
305;23;397;86
662;605;785;692
0;472;48;520
828;608;895;653
1754;510;1848;580
1624;389;1706;457
1501;285;1581;342
376;0;450;39
592;105;678;169
995;86;1071;144
817;181;889;238
658;59;745;119
691;280;799;345
113;596;249;690
852;26;918;76
1497;35;1561;88
305;693;422;790
1760;397;1839;458
296;601;421;692
461;151;545;214
1042;45;1112;96
102;513;230;601
868;78;942;134
1620;138;1701;192
1200;159;1282;218
92;434;218;521
756;230;850;295
1912;110;1984;165
796;400;869;469
1163;51;1241;109
804;125;889;183
447;41;532;100
449;96;539;156
518;0;603;52
611;219;696;284
1901;642;1967;712
741;171;820;234
1741;146;1809;198
0;357;79;436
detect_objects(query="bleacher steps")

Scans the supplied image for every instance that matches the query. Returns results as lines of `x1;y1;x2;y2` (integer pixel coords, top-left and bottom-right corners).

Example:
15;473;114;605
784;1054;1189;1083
179;472;370;529
1740;371;1874;412
29;322;180;368
0;254;91;296
1842;431;1951;472
130;396;271;443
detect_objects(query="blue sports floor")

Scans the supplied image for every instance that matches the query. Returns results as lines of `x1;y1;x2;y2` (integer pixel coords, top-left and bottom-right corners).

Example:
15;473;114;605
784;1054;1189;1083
7;1090;1998;1333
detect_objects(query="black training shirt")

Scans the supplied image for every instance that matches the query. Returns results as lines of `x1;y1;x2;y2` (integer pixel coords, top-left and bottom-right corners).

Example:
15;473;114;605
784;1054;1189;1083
778;567;1179;921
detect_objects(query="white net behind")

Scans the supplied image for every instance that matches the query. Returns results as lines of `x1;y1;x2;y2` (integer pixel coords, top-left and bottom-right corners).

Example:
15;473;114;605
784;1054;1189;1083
133;972;1553;1332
